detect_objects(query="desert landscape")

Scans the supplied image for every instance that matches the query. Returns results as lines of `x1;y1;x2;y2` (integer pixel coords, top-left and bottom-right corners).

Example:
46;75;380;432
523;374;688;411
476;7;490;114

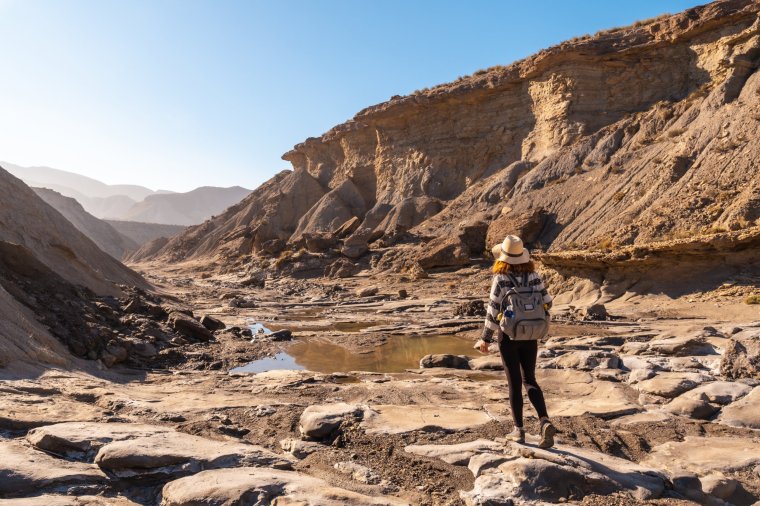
1;1;759;505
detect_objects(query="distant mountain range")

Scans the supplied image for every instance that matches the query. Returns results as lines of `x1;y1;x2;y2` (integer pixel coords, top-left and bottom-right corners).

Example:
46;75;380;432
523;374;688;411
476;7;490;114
3;162;251;226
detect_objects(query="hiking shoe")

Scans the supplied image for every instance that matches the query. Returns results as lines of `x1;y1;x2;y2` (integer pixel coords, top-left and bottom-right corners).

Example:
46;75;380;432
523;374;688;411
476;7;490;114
538;421;556;448
506;427;525;444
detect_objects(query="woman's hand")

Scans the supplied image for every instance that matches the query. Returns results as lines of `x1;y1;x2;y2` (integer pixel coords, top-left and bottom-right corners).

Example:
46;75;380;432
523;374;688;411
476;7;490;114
477;340;490;353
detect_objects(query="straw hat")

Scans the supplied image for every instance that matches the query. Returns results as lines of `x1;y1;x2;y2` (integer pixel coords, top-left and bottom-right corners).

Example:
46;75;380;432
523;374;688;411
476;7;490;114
491;235;530;264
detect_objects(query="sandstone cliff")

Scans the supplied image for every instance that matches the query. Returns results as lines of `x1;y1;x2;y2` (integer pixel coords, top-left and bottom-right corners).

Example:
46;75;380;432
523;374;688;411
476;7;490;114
132;0;760;284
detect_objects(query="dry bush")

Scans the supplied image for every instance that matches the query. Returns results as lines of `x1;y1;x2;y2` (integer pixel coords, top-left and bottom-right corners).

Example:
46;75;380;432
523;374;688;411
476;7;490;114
612;192;626;203
703;225;728;235
745;294;760;305
666;127;685;137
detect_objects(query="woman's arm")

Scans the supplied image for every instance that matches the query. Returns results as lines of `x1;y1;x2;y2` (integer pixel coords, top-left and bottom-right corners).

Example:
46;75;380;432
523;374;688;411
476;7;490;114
482;275;504;343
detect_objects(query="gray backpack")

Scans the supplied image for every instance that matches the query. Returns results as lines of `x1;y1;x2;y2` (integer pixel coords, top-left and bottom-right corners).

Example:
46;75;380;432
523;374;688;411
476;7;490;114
498;273;550;341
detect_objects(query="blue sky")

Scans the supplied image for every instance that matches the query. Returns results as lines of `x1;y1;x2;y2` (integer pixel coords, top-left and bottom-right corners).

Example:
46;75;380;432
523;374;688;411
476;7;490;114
0;0;704;192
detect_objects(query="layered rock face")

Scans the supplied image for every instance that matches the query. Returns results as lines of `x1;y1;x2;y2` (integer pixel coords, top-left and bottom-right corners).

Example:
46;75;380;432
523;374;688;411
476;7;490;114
134;0;760;277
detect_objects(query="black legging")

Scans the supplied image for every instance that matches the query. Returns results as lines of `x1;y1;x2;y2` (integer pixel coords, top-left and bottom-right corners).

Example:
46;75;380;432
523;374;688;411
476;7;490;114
498;339;548;427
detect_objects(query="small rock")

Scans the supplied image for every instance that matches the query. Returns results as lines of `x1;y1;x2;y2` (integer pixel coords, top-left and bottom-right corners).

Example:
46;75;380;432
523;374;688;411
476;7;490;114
279;438;322;459
168;312;213;342
357;286;379;297
627;369;656;384
268;329;293;341
253;405;276;417
701;474;738;500
420;354;471;370
200;315;225;331
334;461;381;484
398;289;408;298
299;403;362;439
580;304;607;321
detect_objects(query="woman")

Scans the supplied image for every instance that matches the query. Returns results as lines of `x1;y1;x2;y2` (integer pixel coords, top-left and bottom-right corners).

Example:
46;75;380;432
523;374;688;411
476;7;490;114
478;234;557;448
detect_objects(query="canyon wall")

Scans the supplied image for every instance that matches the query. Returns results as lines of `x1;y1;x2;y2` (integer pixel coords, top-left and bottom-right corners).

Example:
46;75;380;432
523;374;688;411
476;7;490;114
133;0;760;281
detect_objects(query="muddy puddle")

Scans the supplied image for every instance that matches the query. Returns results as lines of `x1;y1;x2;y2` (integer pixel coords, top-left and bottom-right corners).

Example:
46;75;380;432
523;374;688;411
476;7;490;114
231;331;479;374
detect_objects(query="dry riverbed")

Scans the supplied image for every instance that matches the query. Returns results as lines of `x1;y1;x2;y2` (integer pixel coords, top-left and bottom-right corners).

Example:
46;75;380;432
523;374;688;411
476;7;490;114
1;268;759;505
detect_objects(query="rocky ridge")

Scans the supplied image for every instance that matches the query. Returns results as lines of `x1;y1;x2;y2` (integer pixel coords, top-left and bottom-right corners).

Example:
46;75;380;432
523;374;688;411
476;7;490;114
132;0;759;300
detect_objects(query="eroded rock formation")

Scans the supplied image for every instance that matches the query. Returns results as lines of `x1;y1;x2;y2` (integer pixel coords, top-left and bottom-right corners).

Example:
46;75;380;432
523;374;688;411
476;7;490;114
132;0;760;289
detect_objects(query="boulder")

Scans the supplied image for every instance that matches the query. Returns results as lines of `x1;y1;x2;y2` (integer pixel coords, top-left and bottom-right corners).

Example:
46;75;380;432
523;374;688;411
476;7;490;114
643;436;760;477
720;329;760;380
159;467;408;506
459;441;666;505
457;220;489;254
405;440;504;465
304;232;338;252
299;403;362;439
279;438;322;459
357;286;379;297
469;356;504;370
485;209;548;249
420;354;471;369
168;312;213;341
647;335;714;356
27;422;174;461
239;272;265;288
0;440;106;495
325;258;358;278
415;236;470;269
334;216;361;238
268;329;293;341
701;474;739;500
468;453;509;478
579;303;608;321
683;381;752;405
634;372;709;398
94;431;292;479
719;386;760;429
342;228;373;259
200;315;225;331
663;395;719;420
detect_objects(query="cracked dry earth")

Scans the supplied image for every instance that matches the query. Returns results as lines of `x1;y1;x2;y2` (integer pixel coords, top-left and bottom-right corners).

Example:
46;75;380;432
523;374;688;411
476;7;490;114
1;268;759;506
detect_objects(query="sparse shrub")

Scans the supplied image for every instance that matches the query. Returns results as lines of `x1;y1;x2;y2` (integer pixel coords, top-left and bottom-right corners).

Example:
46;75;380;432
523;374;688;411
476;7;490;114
274;249;294;268
746;294;760;305
703;225;728;235
612;192;625;203
608;165;625;174
666;127;685;137
593;237;614;250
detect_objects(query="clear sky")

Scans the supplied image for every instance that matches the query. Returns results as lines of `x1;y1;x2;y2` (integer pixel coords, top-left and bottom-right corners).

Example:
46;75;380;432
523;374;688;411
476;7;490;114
0;0;705;192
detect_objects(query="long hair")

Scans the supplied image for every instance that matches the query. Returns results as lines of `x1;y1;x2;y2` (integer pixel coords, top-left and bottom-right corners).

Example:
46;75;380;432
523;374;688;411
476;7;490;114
492;260;536;275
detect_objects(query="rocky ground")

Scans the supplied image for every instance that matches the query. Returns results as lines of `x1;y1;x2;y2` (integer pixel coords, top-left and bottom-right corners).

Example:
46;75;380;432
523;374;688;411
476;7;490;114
1;265;758;506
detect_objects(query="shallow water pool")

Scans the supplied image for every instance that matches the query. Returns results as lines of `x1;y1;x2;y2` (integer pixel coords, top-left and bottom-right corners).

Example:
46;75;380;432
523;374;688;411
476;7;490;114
231;333;479;374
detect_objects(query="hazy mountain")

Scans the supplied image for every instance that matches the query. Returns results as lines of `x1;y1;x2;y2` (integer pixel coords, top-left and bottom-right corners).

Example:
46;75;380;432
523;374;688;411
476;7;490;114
3;162;158;201
33;188;139;260
5;162;251;226
121;186;253;226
